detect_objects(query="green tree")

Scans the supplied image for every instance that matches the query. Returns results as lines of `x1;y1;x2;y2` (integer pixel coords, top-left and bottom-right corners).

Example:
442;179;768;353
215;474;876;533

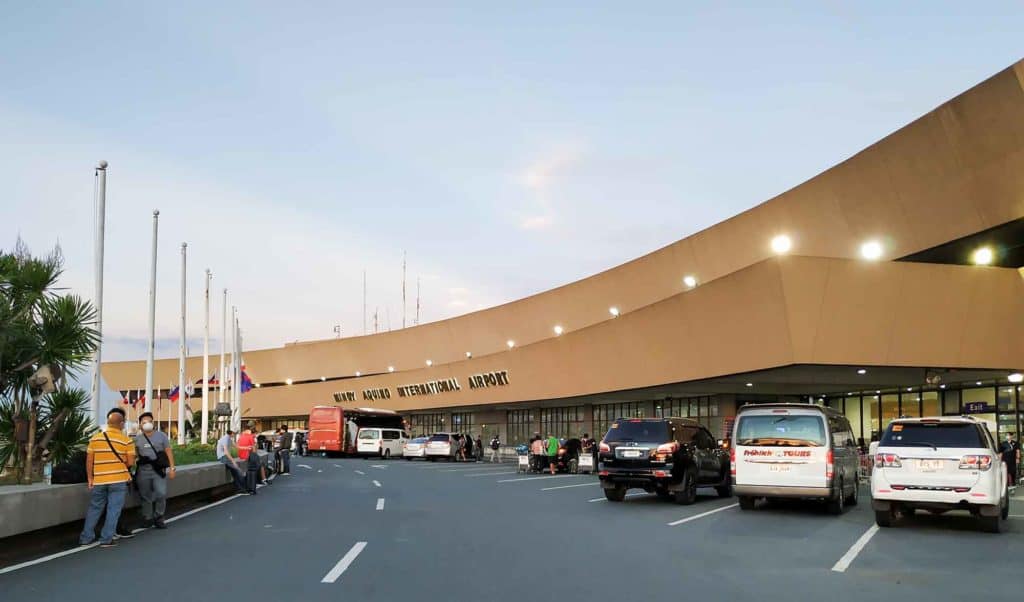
0;240;99;483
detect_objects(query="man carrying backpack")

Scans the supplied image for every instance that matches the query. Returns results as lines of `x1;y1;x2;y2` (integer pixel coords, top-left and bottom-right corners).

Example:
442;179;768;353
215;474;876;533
489;435;501;463
134;412;175;529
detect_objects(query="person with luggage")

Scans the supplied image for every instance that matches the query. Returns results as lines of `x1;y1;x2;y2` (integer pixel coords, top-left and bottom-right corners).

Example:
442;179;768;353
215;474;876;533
475;435;484;462
80;408;136;548
237;425;266;493
278;425;293;475
216;430;248;494
530;435;545;472
1000;432;1020;486
546;433;560;475
134;412;175;529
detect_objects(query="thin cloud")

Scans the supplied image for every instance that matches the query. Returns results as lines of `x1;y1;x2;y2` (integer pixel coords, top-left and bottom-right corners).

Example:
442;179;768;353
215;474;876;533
516;144;584;231
520;215;554;230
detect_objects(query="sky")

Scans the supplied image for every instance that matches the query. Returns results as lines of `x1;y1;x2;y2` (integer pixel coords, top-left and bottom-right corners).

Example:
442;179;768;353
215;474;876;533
1;1;1022;390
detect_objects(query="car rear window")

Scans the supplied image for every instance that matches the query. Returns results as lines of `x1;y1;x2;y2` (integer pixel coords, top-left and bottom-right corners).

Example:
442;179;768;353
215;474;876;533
603;420;669;443
880;422;984;449
736;414;826;447
411;437;428;443
429;434;450;442
358;429;379;439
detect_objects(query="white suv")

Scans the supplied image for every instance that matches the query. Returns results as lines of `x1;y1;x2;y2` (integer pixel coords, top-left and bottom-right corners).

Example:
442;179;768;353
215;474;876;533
871;416;1009;533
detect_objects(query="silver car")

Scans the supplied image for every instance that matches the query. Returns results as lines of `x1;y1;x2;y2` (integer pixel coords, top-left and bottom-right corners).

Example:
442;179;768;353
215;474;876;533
403;436;430;460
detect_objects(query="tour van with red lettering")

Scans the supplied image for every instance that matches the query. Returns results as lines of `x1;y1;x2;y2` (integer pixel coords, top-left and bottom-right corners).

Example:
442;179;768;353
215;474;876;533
731;403;860;515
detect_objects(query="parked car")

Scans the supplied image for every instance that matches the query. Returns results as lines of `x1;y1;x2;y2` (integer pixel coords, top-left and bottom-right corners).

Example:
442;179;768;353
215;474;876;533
732;403;859;514
403;436;430;460
871;416;1009;533
733;405;860;511
356;427;409;459
598;418;731;504
425;432;458;461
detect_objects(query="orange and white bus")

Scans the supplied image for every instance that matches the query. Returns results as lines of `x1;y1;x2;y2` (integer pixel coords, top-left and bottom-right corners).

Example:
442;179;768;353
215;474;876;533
307;406;404;455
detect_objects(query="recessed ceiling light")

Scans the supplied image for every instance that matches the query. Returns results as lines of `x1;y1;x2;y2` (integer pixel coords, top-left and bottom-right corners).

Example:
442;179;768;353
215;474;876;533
355;371;361;377
683;275;698;289
507;339;515;349
609;306;620;317
745;382;753;387
320;376;326;381
906;387;912;391
388;366;395;373
465;351;472;359
857;369;867;375
860;240;883;260
426;360;433;367
771;234;793;254
285;378;293;385
971;246;994;266
939;384;946;389
553;325;564;336
1008;373;1023;384
976;381;982;386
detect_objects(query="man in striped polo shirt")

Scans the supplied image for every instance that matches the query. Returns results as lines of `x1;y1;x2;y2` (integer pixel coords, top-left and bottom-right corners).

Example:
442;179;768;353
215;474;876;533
79;407;136;548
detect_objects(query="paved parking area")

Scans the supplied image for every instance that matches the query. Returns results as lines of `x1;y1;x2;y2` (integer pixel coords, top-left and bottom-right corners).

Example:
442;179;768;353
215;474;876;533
2;456;1022;600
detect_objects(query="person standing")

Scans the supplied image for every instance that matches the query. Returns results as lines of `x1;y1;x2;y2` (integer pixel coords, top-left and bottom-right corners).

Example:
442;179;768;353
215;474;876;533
237;425;266;493
134;412;175;529
278;425;293;475
80;408;136;548
489;434;501;463
530;435;545;472
216;430;248;493
474;435;484;462
1000;433;1020;487
546;433;560;475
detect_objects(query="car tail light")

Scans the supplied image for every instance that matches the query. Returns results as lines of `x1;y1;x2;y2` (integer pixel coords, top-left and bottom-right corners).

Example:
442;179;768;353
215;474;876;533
825;449;834;480
959;455;993;471
730;447;736;477
654;442;678;461
599;442;610;453
598;470;609;476
875;453;902;468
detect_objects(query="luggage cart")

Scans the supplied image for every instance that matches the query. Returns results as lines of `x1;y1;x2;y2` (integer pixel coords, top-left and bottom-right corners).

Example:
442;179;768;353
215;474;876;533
578;453;594;474
517;453;530;473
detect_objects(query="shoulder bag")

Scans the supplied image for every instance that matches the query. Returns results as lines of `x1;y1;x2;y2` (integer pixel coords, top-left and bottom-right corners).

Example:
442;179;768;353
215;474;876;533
140;432;170;478
102;431;136;489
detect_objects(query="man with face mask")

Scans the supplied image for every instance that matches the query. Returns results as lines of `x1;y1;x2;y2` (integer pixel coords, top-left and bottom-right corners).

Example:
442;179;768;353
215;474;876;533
80;408;136;548
134;412;176;529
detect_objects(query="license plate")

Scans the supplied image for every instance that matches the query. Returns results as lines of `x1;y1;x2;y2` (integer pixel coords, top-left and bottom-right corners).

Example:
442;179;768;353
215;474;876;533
622;450;642;458
768;464;791;472
916;459;943;471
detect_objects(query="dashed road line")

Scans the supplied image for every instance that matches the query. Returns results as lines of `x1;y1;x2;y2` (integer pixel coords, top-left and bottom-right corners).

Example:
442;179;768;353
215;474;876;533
666;503;738;526
371;464;388;469
334;464;342;468
831;525;879;573
298;464;313;470
497;475;588;483
465;471;519;478
354;470;366;475
321;542;368;584
373;480;382;488
376;498;385;511
541;482;601;491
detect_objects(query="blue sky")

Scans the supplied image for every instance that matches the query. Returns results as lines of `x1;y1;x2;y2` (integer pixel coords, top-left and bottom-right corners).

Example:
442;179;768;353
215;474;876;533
2;2;1022;374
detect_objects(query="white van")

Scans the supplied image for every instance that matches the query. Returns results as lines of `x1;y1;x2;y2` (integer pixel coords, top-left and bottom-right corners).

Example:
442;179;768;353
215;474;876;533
356;427;409;459
732;404;860;514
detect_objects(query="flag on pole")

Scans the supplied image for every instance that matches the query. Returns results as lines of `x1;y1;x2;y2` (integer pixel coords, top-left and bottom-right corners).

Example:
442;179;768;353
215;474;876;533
121;391;130;405
240;367;253;394
169;386;181;403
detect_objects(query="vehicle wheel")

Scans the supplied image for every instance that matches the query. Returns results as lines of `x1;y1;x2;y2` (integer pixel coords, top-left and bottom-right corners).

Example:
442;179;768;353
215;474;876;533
383;449;391;459
656;488;673;501
404;456;411;461
716;480;733;498
674;468;698;505
428;457;436;462
604;486;627;502
980;511;1006;534
875;504;897;528
568;459;579;474
738;495;755;511
827;480;846;515
846;477;859;506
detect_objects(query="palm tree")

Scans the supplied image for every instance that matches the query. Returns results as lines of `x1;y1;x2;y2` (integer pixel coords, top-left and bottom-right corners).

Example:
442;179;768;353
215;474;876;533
0;240;99;483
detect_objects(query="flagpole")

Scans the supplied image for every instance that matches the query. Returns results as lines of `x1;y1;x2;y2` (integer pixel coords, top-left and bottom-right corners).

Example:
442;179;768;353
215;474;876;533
236;323;243;433
220;289;226;410
201;269;211;444
144;210;159;413
90;160;108;426
177;243;187;445
230;306;237;432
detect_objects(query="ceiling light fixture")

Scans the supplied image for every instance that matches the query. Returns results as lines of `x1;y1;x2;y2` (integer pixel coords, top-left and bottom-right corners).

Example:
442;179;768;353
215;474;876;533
553;325;564;336
507;340;515;349
465;351;472;359
683;275;698;289
426;360;433;367
860;240;883;260
1008;373;1023;384
285;378;293;386
771;234;792;254
388;366;395;373
857;369;867;375
971;247;994;266
609;306;620;317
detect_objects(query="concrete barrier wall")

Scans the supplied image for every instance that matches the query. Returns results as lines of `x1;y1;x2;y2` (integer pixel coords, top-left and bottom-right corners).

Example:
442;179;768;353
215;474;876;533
0;460;245;540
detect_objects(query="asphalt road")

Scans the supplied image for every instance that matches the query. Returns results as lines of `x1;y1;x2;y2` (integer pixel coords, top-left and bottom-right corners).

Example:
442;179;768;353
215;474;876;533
3;456;1024;601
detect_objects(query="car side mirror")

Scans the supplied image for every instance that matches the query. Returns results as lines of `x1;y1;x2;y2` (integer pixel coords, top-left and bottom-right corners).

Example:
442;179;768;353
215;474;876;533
869;442;879;456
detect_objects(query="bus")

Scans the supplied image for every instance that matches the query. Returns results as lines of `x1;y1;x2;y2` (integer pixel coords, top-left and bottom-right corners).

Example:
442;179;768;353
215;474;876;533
307;406;405;455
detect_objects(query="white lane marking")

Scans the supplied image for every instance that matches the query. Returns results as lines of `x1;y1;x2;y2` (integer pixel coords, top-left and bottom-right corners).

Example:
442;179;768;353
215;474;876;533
831;525;879;573
334;464;342;468
317;470;323;473
542;482;601;491
442;466;509;472
465;471;519;478
354;470;366;475
376;498;385;511
588;492;649;502
321;542;368;584
666;503;739;526
373;480;382;487
497;475;588;483
299;464;313;470
371;464;387;469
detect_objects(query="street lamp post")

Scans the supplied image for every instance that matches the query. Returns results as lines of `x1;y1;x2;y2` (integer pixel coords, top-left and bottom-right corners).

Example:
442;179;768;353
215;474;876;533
90;160;108;425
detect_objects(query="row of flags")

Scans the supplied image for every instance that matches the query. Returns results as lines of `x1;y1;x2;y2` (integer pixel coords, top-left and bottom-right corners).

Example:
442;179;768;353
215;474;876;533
122;367;253;407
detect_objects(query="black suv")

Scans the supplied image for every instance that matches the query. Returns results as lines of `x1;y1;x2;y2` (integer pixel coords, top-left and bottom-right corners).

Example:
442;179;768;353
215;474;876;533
598;417;731;504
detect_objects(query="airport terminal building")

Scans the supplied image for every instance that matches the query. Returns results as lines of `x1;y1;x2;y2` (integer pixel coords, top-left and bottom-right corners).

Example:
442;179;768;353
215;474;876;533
103;59;1024;447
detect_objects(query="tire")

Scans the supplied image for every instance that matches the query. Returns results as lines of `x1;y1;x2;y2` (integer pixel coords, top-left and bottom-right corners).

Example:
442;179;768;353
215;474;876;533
383;449;391;459
404;456;411;461
604;486;626;502
827;480;846;515
738;495;755;510
846;477;859;506
875;504;897;528
656;488;673;501
716;480;733;499
674;467;698;505
569;459;579;474
981;492;1009;533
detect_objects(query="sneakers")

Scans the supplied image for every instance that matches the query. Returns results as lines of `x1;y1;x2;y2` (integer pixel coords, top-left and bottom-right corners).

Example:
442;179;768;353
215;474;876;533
99;541;117;548
114;529;135;539
154;517;167;529
141;519;155;529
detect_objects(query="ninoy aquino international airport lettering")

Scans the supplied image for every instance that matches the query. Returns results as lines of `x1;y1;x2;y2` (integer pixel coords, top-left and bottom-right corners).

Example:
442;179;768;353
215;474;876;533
468;370;510;389
362;387;392;401
332;391;356;402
